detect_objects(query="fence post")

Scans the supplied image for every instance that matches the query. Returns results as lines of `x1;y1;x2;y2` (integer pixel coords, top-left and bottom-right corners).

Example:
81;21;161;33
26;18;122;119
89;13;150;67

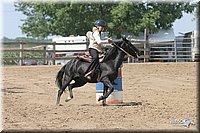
86;40;89;50
53;43;56;65
191;33;196;61
19;44;24;66
174;39;177;62
144;28;149;62
43;46;47;65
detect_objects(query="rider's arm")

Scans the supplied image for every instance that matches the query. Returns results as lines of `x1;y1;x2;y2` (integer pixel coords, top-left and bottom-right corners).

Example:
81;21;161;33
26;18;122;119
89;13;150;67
93;31;113;48
93;31;109;45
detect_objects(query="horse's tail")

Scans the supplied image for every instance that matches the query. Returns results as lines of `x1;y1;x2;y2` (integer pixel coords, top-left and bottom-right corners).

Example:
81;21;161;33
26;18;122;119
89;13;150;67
55;64;66;89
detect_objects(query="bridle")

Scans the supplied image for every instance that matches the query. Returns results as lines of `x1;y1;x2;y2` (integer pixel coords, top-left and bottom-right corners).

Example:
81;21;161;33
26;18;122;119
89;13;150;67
112;41;136;58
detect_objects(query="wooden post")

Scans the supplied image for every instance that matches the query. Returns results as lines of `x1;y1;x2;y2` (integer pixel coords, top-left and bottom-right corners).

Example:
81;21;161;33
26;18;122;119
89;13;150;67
144;28;149;62
43;46;47;65
86;39;89;50
53;43;56;65
19;44;24;66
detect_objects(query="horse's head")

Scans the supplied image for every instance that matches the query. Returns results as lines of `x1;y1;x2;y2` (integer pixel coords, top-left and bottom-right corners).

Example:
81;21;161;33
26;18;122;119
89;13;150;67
119;37;140;58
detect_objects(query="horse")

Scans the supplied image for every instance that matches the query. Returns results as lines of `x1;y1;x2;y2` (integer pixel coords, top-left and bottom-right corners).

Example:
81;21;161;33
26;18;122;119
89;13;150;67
55;37;140;106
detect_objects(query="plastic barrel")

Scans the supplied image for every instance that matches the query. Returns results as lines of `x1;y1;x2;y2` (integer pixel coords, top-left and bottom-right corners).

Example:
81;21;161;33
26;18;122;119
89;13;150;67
96;67;123;104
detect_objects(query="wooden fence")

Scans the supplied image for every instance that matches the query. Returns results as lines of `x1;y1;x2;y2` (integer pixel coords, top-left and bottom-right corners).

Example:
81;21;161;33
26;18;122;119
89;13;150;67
1;37;198;66
2;41;149;66
2;42;89;65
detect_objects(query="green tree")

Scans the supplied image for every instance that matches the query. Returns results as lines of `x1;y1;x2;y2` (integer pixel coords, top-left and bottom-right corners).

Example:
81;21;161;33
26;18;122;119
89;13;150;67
196;1;200;18
14;1;195;38
14;2;116;38
109;2;195;37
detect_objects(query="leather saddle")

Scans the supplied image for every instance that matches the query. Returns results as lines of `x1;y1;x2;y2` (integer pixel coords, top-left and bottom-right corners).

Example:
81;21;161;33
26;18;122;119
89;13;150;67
77;52;105;63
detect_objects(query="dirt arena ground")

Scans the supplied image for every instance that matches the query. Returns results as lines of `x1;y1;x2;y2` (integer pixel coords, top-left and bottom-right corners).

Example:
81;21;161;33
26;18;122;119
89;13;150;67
2;62;199;132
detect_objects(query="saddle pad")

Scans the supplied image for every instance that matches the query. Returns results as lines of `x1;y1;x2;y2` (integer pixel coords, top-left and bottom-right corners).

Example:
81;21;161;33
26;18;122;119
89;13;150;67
77;52;105;63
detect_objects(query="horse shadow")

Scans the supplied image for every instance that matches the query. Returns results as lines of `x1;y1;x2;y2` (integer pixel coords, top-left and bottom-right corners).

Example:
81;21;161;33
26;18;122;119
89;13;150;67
109;101;142;106
81;101;142;107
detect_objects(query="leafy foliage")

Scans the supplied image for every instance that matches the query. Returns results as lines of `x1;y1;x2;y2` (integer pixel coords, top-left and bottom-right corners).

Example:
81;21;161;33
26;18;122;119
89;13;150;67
14;1;195;38
109;2;195;37
197;1;200;19
14;2;116;38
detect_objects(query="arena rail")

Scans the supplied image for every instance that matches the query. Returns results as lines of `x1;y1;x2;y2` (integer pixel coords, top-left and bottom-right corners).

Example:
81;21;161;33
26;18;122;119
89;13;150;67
2;42;89;66
1;37;198;66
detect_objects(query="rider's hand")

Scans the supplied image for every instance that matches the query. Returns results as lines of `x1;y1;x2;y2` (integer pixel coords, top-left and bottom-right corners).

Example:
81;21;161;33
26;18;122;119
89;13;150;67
108;38;112;44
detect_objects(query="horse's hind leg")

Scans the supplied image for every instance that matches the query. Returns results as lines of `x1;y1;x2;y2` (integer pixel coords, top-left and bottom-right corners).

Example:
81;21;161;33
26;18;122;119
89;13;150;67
57;89;64;105
56;76;72;105
65;84;73;102
65;78;87;102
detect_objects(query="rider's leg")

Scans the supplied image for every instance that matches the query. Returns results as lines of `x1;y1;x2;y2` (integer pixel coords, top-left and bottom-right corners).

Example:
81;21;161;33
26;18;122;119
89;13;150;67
85;48;99;79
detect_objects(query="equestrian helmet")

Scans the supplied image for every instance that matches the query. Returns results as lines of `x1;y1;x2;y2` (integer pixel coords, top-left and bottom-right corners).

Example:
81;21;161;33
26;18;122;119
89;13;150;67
94;19;106;27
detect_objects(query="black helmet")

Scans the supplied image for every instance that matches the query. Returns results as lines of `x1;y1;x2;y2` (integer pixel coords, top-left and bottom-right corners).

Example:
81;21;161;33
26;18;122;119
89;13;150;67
94;19;106;27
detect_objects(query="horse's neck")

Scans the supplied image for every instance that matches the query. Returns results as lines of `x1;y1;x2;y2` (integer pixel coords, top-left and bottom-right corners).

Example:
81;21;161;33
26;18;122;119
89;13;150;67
106;47;125;70
113;49;125;69
104;44;125;70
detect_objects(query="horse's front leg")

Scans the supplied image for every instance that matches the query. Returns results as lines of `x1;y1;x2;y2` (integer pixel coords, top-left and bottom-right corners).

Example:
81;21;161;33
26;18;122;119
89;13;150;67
102;85;108;106
98;77;114;102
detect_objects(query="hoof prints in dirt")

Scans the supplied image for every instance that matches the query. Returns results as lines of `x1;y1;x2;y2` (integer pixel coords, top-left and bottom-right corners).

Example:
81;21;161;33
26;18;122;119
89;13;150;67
2;87;25;94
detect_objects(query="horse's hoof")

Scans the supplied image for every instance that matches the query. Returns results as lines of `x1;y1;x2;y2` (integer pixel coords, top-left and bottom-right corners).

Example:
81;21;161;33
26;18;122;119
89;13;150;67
56;103;63;106
102;102;108;106
65;99;71;102
98;96;103;101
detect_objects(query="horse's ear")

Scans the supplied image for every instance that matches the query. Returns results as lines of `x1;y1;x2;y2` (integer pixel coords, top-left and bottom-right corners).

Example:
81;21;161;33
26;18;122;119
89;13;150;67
122;35;127;41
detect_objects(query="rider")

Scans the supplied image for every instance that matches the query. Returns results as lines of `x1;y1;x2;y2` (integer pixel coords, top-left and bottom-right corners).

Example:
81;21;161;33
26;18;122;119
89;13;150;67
85;19;113;80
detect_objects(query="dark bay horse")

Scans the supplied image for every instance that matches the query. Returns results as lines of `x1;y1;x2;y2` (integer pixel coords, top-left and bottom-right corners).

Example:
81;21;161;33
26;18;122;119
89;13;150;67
55;37;140;105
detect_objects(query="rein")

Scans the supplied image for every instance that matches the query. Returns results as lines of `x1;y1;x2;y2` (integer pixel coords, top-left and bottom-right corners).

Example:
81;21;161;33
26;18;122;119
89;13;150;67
112;41;135;58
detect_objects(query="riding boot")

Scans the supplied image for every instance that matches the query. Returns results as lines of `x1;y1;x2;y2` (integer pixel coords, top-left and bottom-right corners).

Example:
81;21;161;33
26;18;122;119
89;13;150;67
96;69;101;82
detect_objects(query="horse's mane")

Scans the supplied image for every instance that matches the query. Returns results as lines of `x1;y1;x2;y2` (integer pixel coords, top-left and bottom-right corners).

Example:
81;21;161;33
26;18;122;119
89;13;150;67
103;41;122;62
